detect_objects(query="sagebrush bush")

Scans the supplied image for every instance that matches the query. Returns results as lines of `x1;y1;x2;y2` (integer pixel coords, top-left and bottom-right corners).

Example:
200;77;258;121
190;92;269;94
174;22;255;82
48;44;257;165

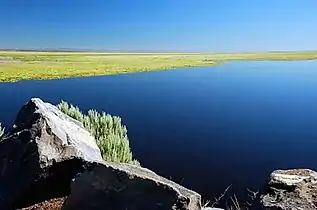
0;123;4;138
57;101;139;165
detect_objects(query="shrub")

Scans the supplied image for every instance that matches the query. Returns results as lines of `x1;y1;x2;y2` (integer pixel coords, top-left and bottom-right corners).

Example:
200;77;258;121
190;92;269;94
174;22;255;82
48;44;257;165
57;101;139;165
0;123;4;138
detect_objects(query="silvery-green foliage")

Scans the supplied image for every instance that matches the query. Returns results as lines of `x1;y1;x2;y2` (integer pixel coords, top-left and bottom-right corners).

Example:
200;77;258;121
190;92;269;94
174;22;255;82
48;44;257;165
57;101;84;122
57;101;139;165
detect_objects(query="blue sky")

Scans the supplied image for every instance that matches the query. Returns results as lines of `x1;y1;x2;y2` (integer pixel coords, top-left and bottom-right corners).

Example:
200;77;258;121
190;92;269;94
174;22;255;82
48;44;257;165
0;0;316;52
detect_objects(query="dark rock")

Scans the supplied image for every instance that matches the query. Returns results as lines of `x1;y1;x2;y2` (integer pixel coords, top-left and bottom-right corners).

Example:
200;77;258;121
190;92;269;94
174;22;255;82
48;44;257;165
261;169;317;210
0;98;102;209
62;162;202;210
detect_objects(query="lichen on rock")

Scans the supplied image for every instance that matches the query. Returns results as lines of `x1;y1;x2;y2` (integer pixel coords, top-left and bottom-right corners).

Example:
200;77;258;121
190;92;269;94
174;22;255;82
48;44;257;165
261;169;317;210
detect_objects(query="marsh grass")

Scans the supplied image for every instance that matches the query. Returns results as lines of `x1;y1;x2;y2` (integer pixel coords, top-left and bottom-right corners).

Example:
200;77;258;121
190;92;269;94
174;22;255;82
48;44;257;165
1;51;317;82
57;101;139;165
0;52;216;82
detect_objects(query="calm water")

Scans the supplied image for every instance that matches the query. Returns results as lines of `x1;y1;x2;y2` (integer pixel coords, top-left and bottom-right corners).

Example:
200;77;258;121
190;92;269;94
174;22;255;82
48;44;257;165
1;61;317;206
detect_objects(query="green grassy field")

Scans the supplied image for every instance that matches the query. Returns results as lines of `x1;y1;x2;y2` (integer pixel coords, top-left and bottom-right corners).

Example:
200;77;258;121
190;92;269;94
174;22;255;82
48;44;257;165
1;51;317;82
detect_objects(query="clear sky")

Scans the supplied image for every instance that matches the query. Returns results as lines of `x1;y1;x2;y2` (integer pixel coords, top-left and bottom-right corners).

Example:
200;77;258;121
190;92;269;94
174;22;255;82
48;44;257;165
0;0;316;52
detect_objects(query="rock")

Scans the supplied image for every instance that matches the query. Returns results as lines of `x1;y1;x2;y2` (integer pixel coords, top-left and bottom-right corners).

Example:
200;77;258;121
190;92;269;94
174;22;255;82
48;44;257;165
0;98;205;210
0;98;103;209
62;162;202;210
21;197;67;210
261;169;317;210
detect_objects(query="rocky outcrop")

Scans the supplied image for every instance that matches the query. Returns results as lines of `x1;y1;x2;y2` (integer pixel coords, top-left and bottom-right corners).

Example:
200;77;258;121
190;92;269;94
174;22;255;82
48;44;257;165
0;98;103;209
261;169;317;210
0;98;204;210
63;162;201;210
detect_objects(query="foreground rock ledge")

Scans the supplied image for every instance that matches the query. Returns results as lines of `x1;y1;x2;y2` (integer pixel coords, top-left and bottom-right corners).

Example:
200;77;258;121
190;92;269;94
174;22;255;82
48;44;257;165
63;162;201;210
0;98;103;209
261;169;317;210
0;98;202;210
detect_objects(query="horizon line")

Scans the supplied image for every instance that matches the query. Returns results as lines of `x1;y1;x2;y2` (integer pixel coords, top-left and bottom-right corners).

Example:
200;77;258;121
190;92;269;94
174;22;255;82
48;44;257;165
1;48;317;54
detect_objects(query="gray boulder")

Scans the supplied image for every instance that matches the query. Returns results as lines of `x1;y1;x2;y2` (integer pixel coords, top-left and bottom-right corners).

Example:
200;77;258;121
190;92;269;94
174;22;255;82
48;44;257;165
62;161;202;210
261;169;317;210
0;98;204;210
0;98;103;209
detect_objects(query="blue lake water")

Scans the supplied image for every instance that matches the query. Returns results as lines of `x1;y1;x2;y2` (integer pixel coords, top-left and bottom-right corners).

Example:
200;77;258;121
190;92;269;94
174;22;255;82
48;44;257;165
1;61;317;207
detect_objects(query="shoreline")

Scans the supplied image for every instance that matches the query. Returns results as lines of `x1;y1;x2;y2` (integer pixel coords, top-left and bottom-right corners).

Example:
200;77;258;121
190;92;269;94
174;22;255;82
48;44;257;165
1;51;317;82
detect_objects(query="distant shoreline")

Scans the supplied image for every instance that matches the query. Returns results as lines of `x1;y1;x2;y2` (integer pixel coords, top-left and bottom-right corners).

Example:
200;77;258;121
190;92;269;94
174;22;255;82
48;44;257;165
1;51;317;82
1;49;317;54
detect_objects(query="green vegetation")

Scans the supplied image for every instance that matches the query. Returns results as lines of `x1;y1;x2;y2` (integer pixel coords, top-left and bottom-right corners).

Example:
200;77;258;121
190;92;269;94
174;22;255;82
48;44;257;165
0;51;215;82
0;123;4;138
57;101;139;165
1;51;317;82
200;51;317;61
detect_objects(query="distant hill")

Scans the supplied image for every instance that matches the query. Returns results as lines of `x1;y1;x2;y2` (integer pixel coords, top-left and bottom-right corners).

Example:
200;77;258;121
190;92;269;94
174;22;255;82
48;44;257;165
0;48;205;53
1;48;316;54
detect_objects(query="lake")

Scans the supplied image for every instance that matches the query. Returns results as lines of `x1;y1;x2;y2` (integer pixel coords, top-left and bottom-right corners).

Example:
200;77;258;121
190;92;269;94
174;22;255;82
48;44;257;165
1;61;317;207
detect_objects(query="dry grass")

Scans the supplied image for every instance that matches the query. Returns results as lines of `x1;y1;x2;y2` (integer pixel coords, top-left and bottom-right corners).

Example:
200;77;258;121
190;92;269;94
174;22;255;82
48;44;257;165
0;123;4;138
204;186;259;210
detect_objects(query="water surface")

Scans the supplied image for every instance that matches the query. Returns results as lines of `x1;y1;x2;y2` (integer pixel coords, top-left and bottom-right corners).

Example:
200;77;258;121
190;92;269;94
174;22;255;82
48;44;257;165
1;61;317;206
